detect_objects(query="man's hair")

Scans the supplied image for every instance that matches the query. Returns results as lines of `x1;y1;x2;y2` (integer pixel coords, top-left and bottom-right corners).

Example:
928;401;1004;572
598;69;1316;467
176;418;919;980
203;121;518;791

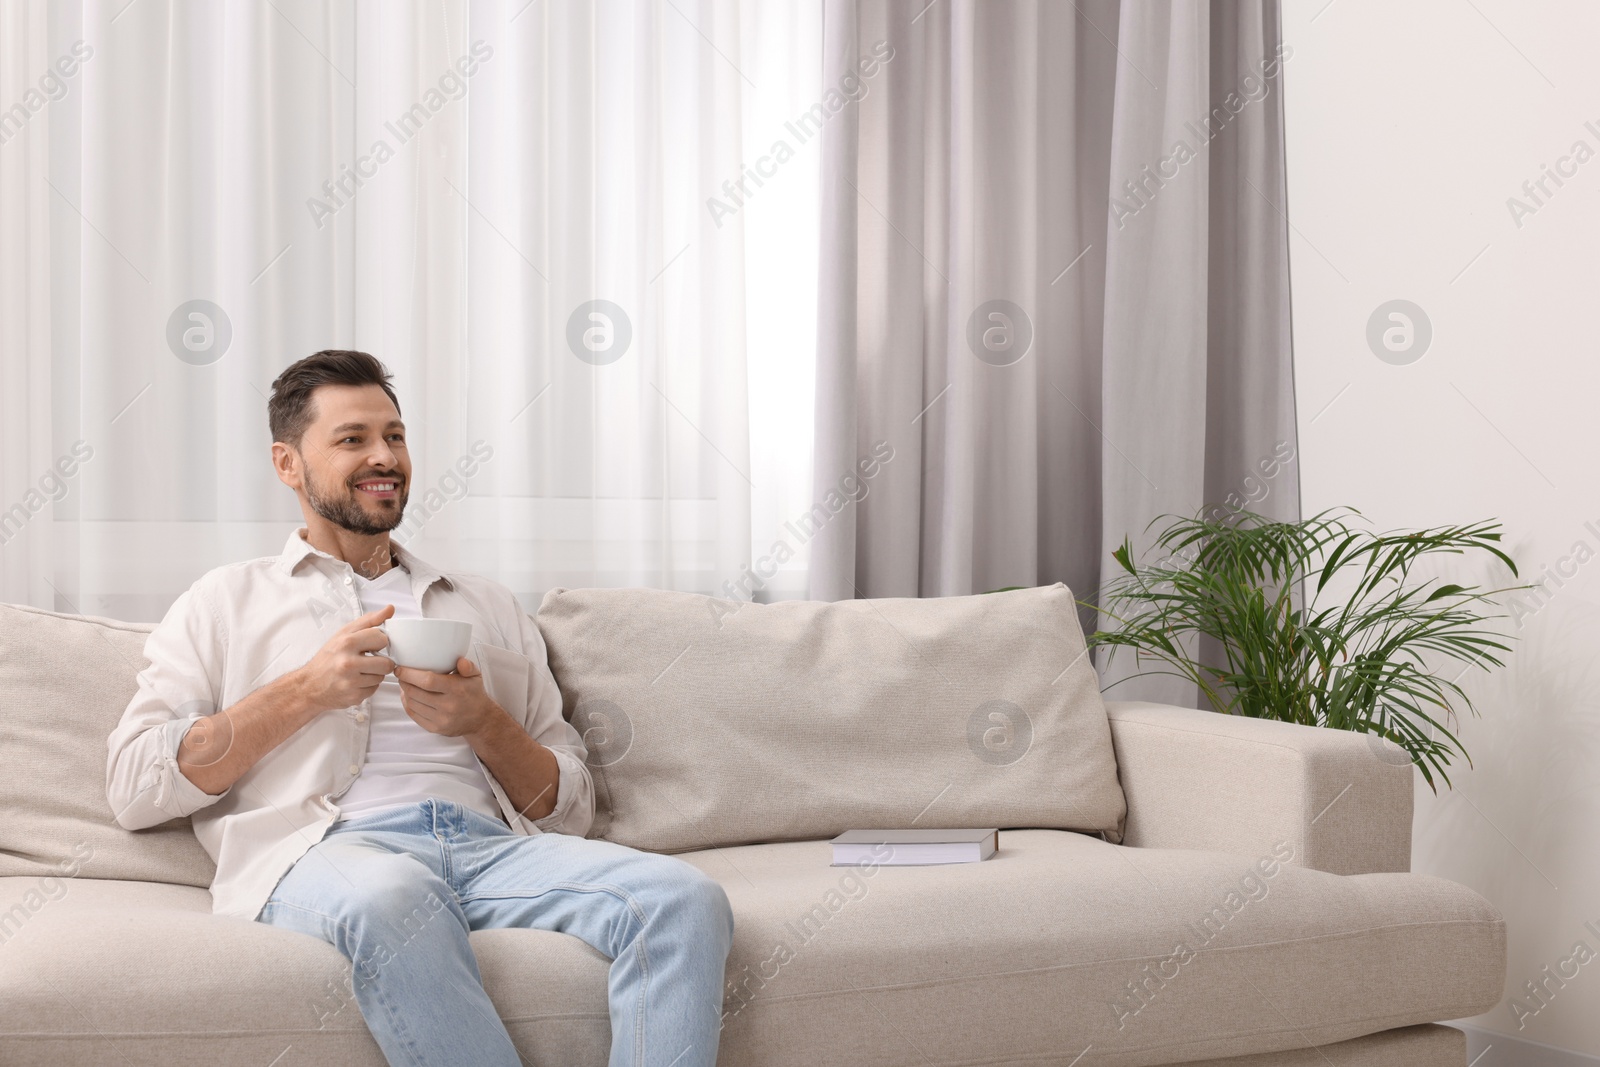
268;349;401;449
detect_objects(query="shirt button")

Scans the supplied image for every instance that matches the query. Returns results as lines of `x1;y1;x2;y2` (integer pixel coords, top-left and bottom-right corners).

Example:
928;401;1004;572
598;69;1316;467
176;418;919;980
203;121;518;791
344;576;353;585
348;764;360;775
355;712;368;723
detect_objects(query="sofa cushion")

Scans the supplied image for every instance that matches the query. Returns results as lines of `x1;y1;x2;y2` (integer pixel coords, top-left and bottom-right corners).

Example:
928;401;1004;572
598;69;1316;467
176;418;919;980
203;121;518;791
687;830;1502;1066
0;603;216;889
0;876;608;1066
535;584;1127;852
0;833;1502;1066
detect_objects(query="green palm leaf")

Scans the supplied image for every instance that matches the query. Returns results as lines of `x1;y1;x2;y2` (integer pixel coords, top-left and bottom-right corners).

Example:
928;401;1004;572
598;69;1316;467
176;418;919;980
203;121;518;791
1086;506;1522;791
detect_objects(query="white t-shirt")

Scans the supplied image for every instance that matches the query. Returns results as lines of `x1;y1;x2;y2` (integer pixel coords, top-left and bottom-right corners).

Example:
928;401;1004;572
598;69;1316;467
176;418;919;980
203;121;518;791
334;562;503;824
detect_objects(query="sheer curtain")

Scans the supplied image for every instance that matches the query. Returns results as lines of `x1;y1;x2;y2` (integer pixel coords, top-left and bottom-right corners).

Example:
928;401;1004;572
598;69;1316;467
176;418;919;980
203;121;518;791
0;0;820;620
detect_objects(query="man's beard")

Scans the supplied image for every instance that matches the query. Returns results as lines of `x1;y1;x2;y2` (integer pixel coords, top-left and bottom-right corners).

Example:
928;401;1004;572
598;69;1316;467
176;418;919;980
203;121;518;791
303;459;408;536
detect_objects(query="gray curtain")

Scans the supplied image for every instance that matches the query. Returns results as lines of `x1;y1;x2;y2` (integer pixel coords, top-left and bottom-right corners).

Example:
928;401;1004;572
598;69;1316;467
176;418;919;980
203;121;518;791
810;0;1297;704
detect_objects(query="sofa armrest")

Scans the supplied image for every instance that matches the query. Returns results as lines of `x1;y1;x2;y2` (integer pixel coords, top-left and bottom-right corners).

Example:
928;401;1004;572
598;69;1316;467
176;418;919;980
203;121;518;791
1104;700;1413;875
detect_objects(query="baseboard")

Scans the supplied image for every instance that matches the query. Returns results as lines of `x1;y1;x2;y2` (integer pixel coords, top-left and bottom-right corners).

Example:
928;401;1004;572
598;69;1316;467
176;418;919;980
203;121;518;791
1456;1023;1600;1066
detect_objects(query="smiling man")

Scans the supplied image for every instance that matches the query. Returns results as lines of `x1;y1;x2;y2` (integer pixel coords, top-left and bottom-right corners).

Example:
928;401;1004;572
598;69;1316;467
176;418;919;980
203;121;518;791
106;350;734;1067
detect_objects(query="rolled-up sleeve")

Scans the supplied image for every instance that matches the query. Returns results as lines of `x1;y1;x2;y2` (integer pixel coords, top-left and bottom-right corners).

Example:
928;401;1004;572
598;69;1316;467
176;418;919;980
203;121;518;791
514;607;595;838
106;583;229;829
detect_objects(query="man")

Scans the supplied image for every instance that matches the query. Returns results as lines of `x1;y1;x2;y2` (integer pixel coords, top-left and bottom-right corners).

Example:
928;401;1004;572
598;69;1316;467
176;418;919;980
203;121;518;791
107;349;734;1067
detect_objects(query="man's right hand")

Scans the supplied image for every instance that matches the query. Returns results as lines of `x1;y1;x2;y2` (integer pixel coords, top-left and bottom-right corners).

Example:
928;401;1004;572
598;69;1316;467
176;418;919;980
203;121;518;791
292;603;396;714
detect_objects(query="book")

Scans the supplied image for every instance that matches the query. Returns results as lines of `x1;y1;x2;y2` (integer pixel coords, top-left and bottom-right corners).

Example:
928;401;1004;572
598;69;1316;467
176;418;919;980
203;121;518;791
829;828;999;866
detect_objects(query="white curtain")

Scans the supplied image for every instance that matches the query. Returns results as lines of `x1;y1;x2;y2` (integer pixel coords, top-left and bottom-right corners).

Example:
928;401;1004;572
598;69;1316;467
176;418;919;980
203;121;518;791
0;0;821;621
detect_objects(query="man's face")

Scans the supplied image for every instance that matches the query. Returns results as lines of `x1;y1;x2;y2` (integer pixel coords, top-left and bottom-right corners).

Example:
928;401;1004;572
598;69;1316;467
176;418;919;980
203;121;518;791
293;384;411;536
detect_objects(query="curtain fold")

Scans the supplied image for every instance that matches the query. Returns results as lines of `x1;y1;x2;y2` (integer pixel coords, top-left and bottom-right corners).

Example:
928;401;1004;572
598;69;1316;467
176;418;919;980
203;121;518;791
0;0;822;620
810;0;1298;704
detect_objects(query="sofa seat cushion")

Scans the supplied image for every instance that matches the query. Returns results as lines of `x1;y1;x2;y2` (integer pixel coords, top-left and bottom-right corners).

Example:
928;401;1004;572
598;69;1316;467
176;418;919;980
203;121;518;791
0;876;614;1066
680;829;1503;1067
0;831;1504;1067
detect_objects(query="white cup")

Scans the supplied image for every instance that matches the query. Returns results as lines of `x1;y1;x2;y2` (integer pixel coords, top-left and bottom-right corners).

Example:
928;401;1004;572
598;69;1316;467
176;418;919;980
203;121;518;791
382;618;473;673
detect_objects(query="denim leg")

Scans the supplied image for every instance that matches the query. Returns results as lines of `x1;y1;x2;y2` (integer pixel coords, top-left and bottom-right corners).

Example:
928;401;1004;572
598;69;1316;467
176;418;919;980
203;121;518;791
452;820;735;1067
256;809;524;1067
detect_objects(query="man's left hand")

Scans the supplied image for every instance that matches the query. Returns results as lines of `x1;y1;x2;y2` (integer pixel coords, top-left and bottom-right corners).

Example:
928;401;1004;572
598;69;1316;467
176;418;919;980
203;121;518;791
394;657;503;737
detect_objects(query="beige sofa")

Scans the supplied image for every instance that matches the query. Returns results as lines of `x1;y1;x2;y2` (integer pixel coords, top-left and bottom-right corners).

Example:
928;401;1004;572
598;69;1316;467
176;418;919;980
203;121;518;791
0;592;1503;1066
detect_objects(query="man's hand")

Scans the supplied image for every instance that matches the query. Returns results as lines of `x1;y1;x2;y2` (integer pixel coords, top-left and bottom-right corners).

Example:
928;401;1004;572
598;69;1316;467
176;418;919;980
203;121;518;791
294;604;396;714
397;654;563;823
395;656;503;737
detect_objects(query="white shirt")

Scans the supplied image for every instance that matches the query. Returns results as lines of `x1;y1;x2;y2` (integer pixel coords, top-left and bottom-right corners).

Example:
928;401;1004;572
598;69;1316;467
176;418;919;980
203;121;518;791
106;528;594;921
336;562;502;824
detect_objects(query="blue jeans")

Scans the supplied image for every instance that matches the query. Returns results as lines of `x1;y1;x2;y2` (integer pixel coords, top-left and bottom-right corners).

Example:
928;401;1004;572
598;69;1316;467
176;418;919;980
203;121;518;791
255;799;734;1067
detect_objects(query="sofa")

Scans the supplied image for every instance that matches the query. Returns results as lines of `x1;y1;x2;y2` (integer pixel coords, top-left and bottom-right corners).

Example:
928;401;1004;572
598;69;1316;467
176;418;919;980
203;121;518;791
0;585;1504;1066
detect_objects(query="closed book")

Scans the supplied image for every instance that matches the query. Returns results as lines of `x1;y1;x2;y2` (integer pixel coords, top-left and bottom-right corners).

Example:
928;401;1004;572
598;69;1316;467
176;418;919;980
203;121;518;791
829;828;999;866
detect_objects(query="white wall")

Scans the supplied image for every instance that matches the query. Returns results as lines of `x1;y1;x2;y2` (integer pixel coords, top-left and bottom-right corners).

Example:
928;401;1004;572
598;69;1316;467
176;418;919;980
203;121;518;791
1283;0;1600;1057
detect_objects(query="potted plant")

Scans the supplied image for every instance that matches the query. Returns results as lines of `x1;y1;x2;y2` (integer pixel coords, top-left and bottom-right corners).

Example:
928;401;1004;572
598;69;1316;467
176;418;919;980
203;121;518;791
1090;507;1521;789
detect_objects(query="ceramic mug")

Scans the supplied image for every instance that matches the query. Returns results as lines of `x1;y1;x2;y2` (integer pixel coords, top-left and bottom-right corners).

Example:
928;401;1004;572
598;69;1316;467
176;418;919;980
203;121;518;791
381;618;473;673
